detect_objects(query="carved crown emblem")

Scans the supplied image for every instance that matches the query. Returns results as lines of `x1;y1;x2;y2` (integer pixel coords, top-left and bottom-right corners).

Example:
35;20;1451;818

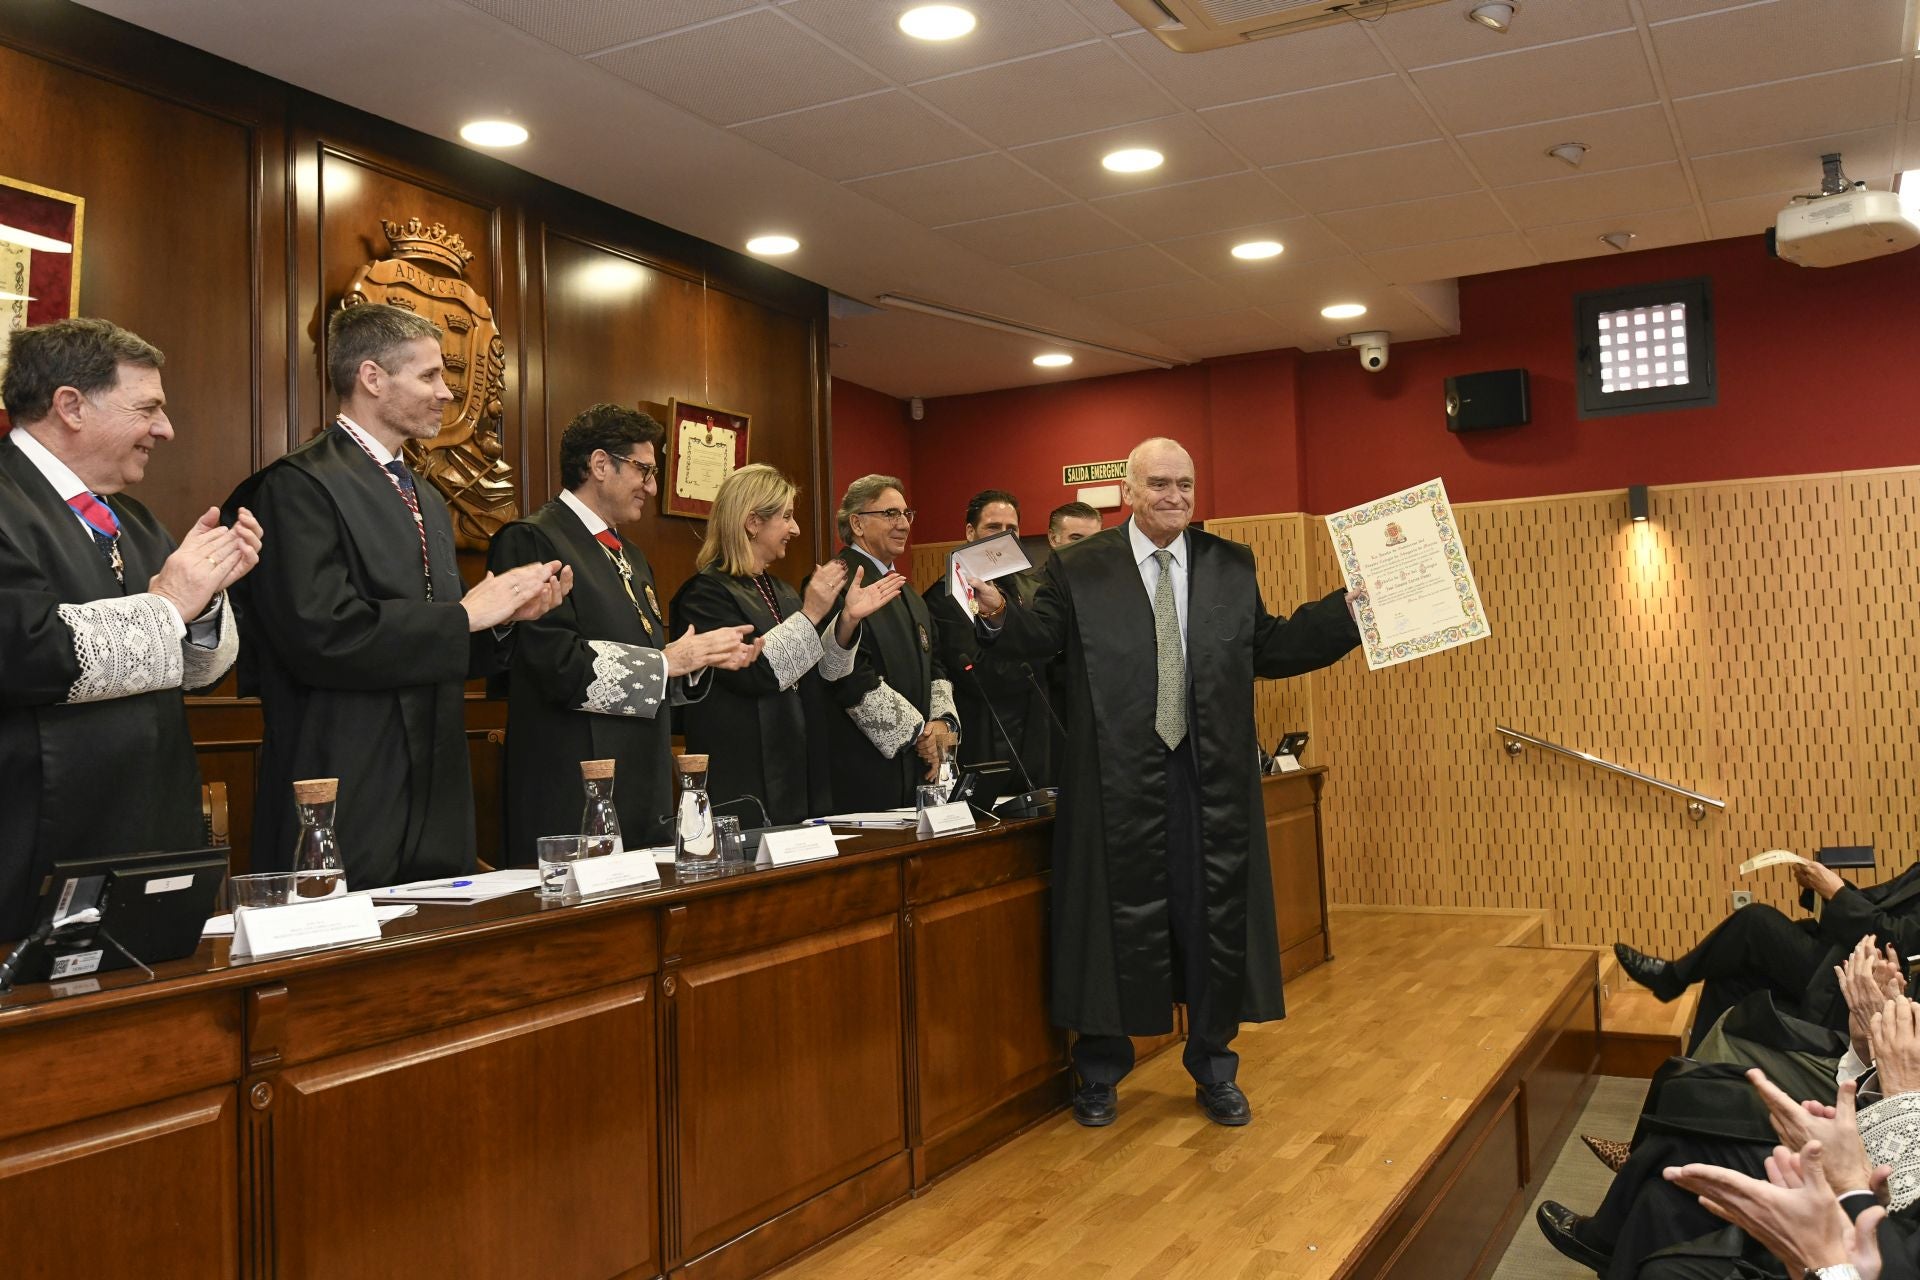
381;218;474;274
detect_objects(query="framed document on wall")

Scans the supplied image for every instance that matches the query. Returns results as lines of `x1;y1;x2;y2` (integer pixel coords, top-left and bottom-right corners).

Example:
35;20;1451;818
0;175;85;434
663;398;750;518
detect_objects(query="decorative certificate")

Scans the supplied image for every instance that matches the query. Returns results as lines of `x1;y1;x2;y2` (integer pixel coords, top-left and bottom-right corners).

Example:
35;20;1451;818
0;174;85;434
663;399;751;518
1325;477;1489;671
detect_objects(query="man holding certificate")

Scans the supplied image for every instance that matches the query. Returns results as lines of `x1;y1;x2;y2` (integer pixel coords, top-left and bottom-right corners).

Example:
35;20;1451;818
966;437;1362;1128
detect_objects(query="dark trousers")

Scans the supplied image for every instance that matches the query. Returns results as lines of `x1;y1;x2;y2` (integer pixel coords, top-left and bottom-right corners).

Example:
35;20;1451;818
1580;1133;1772;1280
1072;739;1239;1088
1670;904;1827;1052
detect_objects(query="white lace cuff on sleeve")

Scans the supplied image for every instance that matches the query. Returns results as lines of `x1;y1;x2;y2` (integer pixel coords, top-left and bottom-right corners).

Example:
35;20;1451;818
762;612;823;691
56;594;185;704
848;682;923;758
580;641;668;719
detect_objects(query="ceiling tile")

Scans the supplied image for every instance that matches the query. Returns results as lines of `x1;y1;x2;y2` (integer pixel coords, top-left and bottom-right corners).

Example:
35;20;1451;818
1498;162;1695;228
455;0;759;56
1704;190;1805;238
1156;217;1353;277
1201;76;1441;168
1224;255;1390;308
1691;128;1894;203
1110;23;1392;112
1413;30;1658;135
1320;191;1515;253
733;91;986;182
1091;171;1300;241
1640;0;1756;18
589;9;883;126
1649;0;1908;99
829;307;1154;399
1015;244;1194;296
937;203;1140;265
1063;0;1144;36
1523;207;1705;264
1458;105;1680;187
1010;113;1251;200
845;153;1069;225
782;0;1096;83
1362;232;1538;284
1131;309;1295;360
1283;291;1452;349
1266;141;1482;215
1083;277;1250;325
1672;63;1904;155
1373;0;1635;70
912;42;1177;149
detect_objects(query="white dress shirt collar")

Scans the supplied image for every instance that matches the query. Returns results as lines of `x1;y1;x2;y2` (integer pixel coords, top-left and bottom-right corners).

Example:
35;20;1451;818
848;543;895;576
11;426;91;506
1127;517;1187;569
558;487;611;537
335;414;397;465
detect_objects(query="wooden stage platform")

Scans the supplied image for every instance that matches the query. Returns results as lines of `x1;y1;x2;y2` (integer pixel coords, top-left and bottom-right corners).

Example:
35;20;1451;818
778;906;1599;1280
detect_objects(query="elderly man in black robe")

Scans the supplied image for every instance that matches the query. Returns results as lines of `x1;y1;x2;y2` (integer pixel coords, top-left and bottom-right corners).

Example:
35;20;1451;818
968;436;1361;1128
0;317;259;939
226;303;568;888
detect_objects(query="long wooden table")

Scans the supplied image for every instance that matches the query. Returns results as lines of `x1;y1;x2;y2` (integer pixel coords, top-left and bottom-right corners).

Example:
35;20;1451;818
0;769;1331;1279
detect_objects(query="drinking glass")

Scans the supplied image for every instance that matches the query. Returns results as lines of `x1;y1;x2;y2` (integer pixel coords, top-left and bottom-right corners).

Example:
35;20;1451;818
536;835;587;898
713;815;745;865
229;871;297;911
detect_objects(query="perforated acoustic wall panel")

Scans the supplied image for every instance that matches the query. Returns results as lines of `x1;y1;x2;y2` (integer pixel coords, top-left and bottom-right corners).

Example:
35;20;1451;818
1213;467;1920;954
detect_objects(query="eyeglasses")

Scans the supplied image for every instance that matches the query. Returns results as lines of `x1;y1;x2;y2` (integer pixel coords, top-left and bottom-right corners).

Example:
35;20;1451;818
853;507;916;524
607;453;659;483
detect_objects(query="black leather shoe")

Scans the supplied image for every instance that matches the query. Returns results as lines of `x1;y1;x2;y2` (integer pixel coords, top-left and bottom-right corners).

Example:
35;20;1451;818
1195;1081;1252;1126
1536;1200;1610;1272
1614;942;1683;1001
1072;1082;1117;1127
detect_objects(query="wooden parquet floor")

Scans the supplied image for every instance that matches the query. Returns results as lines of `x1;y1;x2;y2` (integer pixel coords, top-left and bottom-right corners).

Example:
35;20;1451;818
776;907;1593;1280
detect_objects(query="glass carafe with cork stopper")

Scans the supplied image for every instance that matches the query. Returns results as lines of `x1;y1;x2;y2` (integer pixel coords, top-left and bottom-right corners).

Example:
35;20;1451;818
291;777;346;898
673;753;719;880
580;758;622;857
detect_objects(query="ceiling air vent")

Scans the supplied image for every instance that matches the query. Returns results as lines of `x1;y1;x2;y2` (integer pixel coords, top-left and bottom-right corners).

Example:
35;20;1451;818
1114;0;1450;51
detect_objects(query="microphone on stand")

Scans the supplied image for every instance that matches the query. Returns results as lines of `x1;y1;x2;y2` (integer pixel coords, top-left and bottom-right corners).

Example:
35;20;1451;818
959;662;1056;820
1021;662;1067;738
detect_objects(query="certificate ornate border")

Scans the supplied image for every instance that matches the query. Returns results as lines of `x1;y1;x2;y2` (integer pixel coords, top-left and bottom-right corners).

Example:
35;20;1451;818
661;398;751;519
0;174;85;435
1326;476;1488;667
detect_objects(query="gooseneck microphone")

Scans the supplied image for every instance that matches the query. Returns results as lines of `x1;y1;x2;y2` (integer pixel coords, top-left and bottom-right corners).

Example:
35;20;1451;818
1021;662;1067;738
959;662;1056;819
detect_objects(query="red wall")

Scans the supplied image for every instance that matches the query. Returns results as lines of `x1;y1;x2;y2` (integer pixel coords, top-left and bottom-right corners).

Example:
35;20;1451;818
853;233;1920;535
828;377;915;510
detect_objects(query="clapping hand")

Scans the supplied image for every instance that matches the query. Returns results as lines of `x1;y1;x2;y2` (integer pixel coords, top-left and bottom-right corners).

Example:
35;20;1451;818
1748;1069;1881;1195
151;506;263;620
662;624;762;677
833;566;906;645
460;560;567;631
801;560;849;625
1870;997;1920;1097
1837;937;1906;1063
1666;1141;1856;1277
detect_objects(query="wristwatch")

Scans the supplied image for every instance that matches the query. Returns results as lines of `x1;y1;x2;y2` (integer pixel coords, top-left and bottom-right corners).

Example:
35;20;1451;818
1806;1265;1863;1279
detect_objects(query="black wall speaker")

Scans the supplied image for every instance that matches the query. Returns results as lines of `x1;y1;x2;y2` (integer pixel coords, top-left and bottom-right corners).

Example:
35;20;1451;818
1444;368;1530;432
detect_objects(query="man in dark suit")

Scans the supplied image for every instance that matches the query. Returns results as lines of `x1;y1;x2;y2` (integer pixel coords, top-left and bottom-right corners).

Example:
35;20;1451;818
967;437;1361;1128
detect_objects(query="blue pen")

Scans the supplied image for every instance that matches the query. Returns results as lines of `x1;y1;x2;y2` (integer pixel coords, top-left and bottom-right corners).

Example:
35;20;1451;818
450;879;473;888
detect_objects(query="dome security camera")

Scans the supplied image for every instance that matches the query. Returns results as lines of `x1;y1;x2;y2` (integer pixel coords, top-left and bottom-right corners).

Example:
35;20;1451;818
1338;330;1391;372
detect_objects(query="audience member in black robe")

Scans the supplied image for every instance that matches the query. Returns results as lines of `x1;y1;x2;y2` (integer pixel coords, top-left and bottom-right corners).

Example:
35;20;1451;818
227;303;568;887
488;406;761;859
1036;500;1102;770
0;318;257;939
924;489;1053;796
1617;859;1920;1050
670;463;904;826
818;474;954;812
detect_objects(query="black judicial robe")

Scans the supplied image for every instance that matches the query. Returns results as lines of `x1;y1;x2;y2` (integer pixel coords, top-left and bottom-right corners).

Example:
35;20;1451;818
227;427;494;887
0;437;228;940
488;501;697;862
925;568;1053;792
983;522;1359;1037
818;547;950;812
669;568;832;826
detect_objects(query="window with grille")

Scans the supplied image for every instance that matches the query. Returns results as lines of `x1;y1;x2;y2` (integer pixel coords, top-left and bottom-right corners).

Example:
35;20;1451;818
1574;278;1715;418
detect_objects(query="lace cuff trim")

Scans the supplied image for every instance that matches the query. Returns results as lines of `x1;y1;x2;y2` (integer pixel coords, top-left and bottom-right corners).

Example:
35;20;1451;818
848;682;922;758
1860;1091;1920;1210
56;594;184;704
762;612;822;691
819;625;859;682
581;641;667;719
929;678;957;729
182;593;239;691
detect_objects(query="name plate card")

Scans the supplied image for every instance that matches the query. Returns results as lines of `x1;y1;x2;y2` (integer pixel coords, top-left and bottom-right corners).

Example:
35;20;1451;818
1272;754;1303;774
568;851;661;897
918;801;977;837
232;894;382;960
758;826;839;867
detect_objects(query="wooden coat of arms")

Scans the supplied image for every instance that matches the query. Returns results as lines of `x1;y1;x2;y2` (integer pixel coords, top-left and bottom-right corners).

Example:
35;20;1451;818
341;218;516;547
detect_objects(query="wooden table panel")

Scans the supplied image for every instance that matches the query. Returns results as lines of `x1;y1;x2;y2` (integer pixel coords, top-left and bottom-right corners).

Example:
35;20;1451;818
259;980;658;1280
663;862;899;965
0;1085;239;1278
904;827;1050;905
670;915;906;1261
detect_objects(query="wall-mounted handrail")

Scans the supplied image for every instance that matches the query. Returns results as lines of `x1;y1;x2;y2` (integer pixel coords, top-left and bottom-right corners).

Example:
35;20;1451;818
1495;724;1726;822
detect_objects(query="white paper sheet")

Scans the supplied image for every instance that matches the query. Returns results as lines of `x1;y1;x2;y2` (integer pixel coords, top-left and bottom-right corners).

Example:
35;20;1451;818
371;869;543;904
1324;477;1490;671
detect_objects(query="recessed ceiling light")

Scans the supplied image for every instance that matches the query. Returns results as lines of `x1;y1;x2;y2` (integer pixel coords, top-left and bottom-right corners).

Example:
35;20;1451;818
1230;240;1284;260
745;234;800;256
1547;142;1589;168
459;120;528;147
1102;148;1164;174
1321;303;1368;320
1033;353;1074;368
1599;231;1636;252
898;5;976;40
1467;2;1514;32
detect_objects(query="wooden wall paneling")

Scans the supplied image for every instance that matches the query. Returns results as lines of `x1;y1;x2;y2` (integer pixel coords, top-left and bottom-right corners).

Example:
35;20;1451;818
1845;471;1920;869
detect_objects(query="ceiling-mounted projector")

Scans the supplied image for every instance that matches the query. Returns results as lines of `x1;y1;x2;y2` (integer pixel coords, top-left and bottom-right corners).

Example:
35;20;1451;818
1771;152;1920;268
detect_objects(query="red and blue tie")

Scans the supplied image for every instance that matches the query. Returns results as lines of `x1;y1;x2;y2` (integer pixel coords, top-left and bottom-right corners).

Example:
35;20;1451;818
67;491;123;581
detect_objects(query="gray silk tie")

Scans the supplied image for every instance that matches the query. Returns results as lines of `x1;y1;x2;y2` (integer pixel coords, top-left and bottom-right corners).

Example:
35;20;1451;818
1152;548;1186;749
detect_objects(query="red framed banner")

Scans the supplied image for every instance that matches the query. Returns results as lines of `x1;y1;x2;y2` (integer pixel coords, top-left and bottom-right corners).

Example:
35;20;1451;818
662;398;750;519
0;175;85;434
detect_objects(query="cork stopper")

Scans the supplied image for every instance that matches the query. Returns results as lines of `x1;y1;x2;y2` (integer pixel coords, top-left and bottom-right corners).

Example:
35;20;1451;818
292;777;338;804
580;759;616;781
676;754;709;772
